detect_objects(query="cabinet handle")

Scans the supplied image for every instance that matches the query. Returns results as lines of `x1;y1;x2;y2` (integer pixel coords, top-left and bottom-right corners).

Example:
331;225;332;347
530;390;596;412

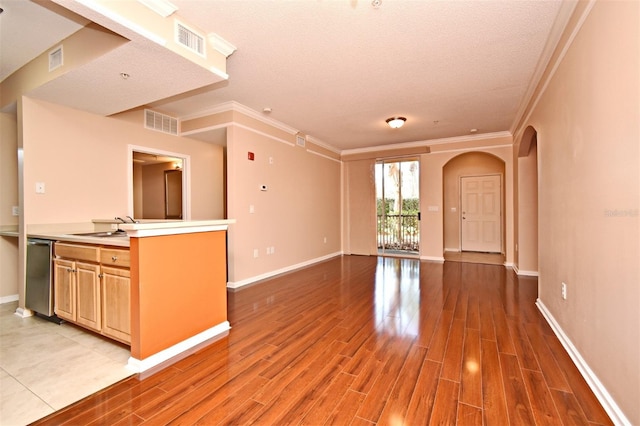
66;268;76;273
98;273;104;279
112;256;118;261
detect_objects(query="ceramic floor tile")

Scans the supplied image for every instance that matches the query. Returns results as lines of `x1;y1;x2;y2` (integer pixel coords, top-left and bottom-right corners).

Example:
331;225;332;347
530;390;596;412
0;301;133;424
0;369;54;425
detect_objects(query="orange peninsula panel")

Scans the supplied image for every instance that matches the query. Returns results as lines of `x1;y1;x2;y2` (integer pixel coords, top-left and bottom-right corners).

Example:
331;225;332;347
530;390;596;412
129;231;227;360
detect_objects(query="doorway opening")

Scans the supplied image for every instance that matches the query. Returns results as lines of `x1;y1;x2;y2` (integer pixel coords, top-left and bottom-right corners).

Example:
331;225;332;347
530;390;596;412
128;146;190;220
375;159;420;257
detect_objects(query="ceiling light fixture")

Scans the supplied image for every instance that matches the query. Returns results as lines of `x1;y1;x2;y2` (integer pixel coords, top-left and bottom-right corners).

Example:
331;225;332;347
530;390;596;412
120;72;130;79
386;117;406;129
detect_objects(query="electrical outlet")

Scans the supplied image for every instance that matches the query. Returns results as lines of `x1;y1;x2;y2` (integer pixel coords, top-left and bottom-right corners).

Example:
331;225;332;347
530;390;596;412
253;249;259;258
11;206;19;216
561;282;567;300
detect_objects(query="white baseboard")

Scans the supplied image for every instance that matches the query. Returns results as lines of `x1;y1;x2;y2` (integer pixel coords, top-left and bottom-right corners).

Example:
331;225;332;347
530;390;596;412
227;251;342;289
513;264;539;276
420;255;445;263
444;248;460;253
0;294;18;304
536;299;630;426
14;307;34;318
127;321;231;373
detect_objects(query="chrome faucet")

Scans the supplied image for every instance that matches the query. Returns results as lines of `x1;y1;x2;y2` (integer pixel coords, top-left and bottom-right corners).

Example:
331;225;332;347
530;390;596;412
126;216;139;224
115;216;127;224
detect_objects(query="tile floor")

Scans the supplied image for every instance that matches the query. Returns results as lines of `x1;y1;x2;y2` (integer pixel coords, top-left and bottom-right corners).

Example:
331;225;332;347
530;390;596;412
0;301;133;425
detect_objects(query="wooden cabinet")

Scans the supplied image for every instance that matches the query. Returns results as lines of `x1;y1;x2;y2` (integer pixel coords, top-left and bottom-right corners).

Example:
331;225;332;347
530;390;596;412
54;242;130;344
75;262;101;332
53;259;75;321
101;266;131;343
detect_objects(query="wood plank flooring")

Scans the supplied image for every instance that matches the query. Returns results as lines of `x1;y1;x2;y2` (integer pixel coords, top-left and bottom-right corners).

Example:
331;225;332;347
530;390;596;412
32;255;612;425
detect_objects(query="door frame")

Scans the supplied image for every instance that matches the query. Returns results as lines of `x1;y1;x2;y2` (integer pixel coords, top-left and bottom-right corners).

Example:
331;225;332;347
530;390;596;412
459;173;503;253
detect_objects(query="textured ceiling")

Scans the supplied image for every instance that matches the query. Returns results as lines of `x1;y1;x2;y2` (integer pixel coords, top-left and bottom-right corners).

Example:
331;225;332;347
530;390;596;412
154;0;572;151
2;0;574;152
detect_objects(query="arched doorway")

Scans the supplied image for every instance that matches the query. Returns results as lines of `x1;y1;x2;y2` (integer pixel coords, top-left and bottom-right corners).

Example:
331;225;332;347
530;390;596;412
442;152;506;261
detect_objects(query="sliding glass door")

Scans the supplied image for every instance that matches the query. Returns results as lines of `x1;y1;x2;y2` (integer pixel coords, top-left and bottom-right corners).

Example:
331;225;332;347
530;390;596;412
375;159;420;256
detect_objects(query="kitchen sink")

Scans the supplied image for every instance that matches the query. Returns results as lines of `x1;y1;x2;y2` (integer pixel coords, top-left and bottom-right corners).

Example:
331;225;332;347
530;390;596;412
73;231;128;238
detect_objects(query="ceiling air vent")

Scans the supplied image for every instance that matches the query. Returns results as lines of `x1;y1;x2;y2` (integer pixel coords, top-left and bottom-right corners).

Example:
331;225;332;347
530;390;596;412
145;110;178;135
48;46;63;72
175;21;205;57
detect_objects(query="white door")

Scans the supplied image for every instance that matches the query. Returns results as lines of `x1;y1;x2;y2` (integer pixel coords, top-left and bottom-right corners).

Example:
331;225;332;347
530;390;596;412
461;175;502;253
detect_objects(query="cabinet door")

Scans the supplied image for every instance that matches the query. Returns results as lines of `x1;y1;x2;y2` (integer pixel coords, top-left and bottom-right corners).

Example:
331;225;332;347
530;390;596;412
101;266;131;344
54;259;76;321
75;262;101;332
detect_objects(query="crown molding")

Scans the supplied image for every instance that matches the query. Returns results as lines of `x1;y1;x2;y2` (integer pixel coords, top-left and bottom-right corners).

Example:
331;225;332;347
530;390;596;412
137;0;177;17
208;33;237;58
341;131;513;156
511;0;596;139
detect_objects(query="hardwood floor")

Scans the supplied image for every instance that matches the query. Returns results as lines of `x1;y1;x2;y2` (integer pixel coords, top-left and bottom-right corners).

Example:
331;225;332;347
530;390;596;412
32;255;612;425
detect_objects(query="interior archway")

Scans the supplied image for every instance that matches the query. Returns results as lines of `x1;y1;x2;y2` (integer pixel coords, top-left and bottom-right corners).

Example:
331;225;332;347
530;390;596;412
516;126;539;275
442;152;506;255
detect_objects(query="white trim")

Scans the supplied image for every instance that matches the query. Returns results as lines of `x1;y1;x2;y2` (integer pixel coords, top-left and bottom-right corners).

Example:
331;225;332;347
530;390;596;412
342;131;512;156
306;149;341;163
181;101;298;134
227;252;342;289
513;264;539;276
179;102;339;152
136;0;177;17
14;307;34;318
420;255;445;263
75;0;167;46
0;294;18;304
509;0;579;136
444;248;460;253
207;33;237;58
127;321;230;373
126;224;228;238
512;1;596;140
536;299;630;426
305;135;341;155
209;67;229;80
232;123;295;147
432;143;513;155
127;145;191;220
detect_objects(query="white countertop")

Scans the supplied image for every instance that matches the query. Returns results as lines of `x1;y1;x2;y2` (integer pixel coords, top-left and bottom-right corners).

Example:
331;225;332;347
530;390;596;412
3;219;234;246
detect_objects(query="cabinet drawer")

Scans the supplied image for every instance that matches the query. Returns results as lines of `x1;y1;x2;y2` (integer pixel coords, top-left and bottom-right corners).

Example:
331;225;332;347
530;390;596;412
55;243;100;263
100;247;130;268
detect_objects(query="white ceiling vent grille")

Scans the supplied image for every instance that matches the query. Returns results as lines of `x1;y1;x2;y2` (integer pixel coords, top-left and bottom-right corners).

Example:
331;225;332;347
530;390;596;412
176;22;205;57
296;134;306;147
145;110;178;135
48;46;63;72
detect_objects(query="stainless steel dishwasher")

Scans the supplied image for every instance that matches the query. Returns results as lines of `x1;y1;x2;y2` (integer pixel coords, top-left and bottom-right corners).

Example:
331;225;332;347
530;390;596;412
26;238;62;323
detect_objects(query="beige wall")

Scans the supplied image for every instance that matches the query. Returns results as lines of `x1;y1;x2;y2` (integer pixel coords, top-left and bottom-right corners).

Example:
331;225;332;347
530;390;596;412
343;159;377;255
21;98;224;225
341;138;514;262
141;162;175;219
226;123;342;286
515;1;639;423
0;113;19;300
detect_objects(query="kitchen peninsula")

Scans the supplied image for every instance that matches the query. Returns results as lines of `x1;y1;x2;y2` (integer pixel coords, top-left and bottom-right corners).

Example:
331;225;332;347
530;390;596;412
27;219;234;373
119;219;234;373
